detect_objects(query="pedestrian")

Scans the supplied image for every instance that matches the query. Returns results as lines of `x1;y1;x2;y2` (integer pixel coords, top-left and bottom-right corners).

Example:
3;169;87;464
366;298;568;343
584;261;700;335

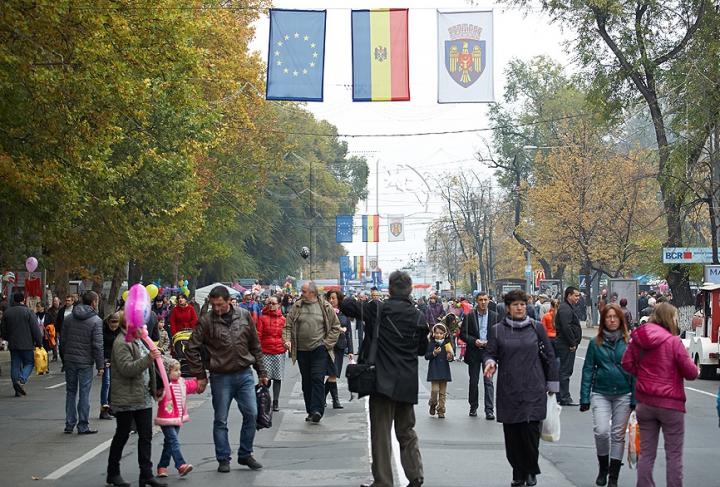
239;290;261;324
184;285;268;473
621;302;697;487
483;289;559;487
426;323;453;419
100;312;122;420
37;301;57;364
619;298;634;330
55;295;75;347
282;281;340;423
580;303;635;487
425;293;444;326
168;293;197;337
459;291;499;419
155;357;198;478
256;294;286;412
542;299;559;367
151;296;170;335
555;286;582;406
0;292;43;396
106;311;166;487
60;290;105;434
325;289;353;410
341;270;427;487
156;316;170;354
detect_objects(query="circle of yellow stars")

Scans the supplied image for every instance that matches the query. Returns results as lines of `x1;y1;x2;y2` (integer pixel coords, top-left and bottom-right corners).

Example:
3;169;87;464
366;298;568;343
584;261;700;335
275;32;319;76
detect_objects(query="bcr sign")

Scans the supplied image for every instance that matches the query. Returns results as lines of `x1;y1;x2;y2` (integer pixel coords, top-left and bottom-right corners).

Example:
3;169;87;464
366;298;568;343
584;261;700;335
662;247;714;264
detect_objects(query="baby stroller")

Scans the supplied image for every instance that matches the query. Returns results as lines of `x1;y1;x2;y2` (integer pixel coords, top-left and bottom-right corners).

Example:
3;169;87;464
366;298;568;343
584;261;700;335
171;328;195;378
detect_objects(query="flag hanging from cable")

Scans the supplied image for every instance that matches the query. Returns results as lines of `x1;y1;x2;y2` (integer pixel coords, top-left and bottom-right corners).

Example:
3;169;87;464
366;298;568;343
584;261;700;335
336;215;353;243
387;214;405;242
351;9;410;101
354;256;365;279
362;214;380;242
266;9;326;101
437;10;494;103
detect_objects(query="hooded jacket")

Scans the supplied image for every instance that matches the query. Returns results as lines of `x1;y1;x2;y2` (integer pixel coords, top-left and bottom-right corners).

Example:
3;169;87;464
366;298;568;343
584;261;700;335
155;377;199;426
257;306;286;355
59;304;104;369
110;328;158;407
621;322;696;412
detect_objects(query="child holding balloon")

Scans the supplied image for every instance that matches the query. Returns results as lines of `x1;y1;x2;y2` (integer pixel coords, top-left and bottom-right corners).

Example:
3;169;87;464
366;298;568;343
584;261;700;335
155;357;199;478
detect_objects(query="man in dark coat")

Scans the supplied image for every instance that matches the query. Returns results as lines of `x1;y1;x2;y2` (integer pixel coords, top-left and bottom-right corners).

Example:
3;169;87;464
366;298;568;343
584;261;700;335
459;292;499;419
0;293;43;396
341;270;426;487
554;286;582;406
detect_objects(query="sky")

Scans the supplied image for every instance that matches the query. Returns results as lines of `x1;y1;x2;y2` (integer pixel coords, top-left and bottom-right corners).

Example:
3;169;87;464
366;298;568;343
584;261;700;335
250;1;572;276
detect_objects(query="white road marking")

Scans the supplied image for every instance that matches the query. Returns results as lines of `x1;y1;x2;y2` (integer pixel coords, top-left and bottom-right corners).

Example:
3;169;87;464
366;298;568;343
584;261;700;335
685;386;718;398
46;382;66;389
44;438;112;480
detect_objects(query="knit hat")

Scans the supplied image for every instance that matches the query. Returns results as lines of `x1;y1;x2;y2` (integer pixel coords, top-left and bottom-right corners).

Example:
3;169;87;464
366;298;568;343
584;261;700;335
162;357;180;376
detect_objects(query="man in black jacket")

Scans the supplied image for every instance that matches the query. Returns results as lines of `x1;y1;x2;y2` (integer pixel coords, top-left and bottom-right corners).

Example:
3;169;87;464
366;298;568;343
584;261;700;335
341;271;426;487
459;292;499;419
0;293;43;396
60;291;104;434
554;286;582;406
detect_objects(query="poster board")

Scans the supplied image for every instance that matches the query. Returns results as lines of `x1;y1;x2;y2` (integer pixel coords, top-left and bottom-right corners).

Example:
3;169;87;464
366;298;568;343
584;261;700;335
607;279;638;323
538;279;562;299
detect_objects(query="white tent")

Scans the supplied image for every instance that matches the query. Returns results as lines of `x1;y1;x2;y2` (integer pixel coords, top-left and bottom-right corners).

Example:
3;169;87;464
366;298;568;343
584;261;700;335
194;283;241;306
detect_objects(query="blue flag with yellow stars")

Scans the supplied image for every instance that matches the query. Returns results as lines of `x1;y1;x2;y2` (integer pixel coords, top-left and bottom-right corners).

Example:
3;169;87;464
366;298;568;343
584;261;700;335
266;9;326;101
336;215;353;243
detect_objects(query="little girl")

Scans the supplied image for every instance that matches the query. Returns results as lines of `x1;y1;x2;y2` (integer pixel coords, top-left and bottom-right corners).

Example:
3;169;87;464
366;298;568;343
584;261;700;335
155;358;198;478
425;324;453;418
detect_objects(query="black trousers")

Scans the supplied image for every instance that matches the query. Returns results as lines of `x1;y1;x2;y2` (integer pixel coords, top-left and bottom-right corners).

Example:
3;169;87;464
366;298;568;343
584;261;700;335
503;421;541;479
297;345;327;416
467;352;495;413
107;408;154;480
556;341;576;404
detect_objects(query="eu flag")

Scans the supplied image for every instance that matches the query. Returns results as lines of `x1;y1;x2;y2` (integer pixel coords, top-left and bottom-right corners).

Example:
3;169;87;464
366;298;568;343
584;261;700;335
266;9;326;101
336;215;353;243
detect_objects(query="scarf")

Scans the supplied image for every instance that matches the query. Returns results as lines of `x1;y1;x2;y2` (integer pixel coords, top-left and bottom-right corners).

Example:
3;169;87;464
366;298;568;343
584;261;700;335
602;329;622;344
505;315;532;329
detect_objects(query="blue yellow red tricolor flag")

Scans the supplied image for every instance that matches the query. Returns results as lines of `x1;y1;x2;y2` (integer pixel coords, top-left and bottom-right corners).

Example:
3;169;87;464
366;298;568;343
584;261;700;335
353;256;365;279
362;214;380;242
351;9;410;101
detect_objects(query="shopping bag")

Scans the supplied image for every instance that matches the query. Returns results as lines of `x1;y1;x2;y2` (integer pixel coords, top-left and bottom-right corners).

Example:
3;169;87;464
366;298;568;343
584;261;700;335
34;347;48;375
541;394;562;442
627;411;641;468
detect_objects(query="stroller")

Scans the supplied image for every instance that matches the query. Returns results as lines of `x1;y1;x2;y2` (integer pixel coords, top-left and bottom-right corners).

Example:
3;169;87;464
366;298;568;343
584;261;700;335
171;328;195;378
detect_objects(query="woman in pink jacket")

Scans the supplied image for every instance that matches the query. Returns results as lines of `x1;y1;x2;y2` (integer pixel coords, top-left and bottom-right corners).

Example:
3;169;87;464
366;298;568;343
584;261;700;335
621;303;696;487
155;358;199;478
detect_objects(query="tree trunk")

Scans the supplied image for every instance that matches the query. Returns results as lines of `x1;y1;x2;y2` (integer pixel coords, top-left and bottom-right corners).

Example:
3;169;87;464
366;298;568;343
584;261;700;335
54;256;70;300
128;259;142;286
106;266;124;317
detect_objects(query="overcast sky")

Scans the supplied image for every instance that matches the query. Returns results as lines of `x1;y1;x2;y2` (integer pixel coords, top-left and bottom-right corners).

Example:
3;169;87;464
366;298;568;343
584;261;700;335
250;1;572;276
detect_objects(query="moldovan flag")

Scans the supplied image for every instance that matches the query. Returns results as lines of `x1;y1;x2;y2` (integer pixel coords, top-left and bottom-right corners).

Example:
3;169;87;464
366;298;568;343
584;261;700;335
351;9;410;101
266;9;326;101
362;214;380;242
354;256;365;279
388;214;405;242
437;11;494;103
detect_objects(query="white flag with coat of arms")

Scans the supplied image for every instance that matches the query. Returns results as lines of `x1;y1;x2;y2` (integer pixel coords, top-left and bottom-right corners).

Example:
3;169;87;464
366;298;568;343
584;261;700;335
388;214;405;242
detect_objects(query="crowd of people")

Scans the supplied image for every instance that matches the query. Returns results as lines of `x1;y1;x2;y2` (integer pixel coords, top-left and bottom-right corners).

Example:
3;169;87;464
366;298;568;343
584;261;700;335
0;277;717;487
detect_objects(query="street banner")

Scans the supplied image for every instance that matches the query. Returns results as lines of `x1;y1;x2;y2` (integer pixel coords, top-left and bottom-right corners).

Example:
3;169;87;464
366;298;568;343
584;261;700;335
437;10;494;103
362;214;380;242
351;9;410;101
336;215;353;242
266;9;326;101
388;214;405;241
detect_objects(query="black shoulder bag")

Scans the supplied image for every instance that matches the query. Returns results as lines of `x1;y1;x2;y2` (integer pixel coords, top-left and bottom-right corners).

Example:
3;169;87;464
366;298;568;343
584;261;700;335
346;302;382;397
531;321;551;379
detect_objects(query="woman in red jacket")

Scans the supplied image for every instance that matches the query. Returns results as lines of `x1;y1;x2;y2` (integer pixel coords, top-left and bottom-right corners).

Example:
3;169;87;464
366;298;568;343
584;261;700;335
169;294;198;337
256;295;286;411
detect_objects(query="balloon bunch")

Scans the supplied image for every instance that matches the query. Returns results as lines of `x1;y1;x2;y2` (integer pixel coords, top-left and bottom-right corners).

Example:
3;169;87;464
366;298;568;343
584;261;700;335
177;277;189;296
123;284;170;391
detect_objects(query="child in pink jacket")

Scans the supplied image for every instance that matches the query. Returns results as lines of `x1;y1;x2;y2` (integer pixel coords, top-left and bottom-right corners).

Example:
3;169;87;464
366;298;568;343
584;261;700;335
155;358;199;478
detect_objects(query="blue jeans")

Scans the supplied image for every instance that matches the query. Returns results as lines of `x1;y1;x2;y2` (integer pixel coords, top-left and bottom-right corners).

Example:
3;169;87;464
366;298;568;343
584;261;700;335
10;349;34;391
100;364;111;406
210;368;257;461
159;425;186;469
296;345;328;416
65;363;95;431
590;392;632;459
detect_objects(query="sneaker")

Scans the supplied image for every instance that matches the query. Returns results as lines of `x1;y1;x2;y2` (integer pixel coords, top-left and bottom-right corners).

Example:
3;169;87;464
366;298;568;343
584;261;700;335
15;380;26;395
217;460;230;473
63;427;73;434
237;456;262;470
178;464;193;477
157;468;168;478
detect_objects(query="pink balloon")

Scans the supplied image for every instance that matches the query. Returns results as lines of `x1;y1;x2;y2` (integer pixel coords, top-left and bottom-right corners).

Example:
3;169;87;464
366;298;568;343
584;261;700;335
124;284;151;342
25;256;38;273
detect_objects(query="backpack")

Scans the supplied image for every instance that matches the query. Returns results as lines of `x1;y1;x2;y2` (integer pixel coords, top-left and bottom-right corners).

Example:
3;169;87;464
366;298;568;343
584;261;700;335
255;384;273;430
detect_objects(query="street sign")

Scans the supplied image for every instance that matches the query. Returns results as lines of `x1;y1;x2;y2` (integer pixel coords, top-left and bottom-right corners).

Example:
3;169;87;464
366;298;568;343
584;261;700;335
524;264;532;277
662;247;714;264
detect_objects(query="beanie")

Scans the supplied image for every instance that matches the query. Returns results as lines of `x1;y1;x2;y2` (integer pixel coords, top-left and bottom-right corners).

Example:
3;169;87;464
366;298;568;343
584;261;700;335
162;357;180;376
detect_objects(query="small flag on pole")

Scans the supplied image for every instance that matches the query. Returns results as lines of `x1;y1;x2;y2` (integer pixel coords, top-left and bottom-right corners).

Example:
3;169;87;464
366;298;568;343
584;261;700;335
266;9;326;101
362;215;380;242
388;214;405;242
336;215;353;243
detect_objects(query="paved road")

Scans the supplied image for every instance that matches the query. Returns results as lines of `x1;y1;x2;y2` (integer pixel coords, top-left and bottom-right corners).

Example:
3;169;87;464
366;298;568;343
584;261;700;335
0;327;718;487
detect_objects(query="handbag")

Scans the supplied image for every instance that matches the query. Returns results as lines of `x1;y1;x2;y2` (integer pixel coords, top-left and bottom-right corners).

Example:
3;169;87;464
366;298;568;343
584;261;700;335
346;302;382;397
531;322;550;378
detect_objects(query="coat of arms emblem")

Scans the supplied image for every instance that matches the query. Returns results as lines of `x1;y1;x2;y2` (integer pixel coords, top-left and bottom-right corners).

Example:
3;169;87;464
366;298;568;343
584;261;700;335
445;23;486;88
374;46;387;62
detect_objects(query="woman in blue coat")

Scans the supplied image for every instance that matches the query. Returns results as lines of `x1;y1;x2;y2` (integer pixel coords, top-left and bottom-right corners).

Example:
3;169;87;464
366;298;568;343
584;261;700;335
580;303;635;487
483;289;559;487
425;323;453;418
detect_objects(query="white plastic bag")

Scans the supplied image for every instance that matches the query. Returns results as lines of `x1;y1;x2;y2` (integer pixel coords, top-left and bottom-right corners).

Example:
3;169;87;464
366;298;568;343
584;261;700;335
541;394;562;442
